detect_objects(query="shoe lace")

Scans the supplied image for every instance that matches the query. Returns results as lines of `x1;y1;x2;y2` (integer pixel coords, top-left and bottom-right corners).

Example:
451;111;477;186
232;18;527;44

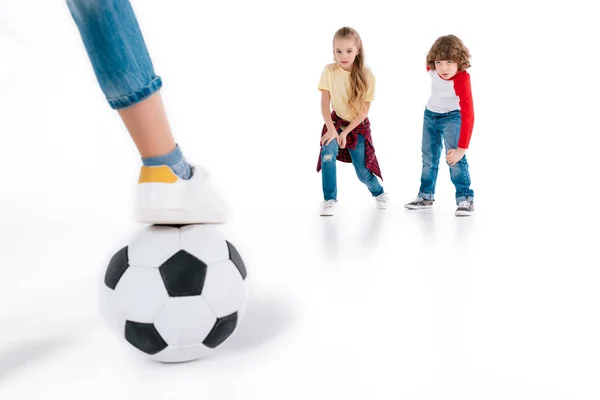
457;201;471;208
376;193;388;203
414;196;424;203
323;200;336;209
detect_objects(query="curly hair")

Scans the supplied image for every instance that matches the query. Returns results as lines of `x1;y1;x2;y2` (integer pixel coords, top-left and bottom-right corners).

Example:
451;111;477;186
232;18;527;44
426;35;471;71
333;27;368;120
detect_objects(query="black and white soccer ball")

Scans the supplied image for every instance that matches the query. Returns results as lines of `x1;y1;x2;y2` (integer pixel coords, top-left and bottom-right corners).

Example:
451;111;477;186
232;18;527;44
100;224;249;363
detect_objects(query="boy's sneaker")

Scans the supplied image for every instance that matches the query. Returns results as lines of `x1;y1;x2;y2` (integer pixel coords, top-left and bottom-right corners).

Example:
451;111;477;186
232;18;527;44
320;200;338;216
404;197;434;209
455;200;474;216
135;165;228;224
375;192;388;210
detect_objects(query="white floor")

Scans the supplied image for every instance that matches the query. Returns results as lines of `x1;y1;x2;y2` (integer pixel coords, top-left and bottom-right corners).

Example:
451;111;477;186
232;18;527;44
1;0;599;399
1;196;598;399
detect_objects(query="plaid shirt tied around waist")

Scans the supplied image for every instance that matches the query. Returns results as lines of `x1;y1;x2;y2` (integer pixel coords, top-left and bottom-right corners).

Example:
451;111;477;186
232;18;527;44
316;111;382;180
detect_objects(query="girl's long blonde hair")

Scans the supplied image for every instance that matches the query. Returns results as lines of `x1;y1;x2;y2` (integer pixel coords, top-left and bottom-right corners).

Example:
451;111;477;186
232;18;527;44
334;27;368;120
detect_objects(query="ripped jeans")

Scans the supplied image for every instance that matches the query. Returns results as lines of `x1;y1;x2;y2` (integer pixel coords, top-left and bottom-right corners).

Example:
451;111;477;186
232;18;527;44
321;134;384;201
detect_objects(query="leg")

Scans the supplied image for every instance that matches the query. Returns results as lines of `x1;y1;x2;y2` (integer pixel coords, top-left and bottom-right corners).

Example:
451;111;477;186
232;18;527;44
66;0;226;223
348;135;384;197
66;0;184;170
440;113;474;204
118;93;175;159
321;140;339;201
449;156;474;203
418;110;443;200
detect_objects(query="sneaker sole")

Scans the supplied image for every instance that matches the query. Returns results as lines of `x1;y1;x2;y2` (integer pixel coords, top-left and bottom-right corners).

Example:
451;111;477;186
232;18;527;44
404;205;433;210
135;209;227;224
455;210;474;216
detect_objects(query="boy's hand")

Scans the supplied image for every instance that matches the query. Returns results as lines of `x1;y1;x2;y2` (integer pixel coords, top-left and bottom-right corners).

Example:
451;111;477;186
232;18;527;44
446;148;466;165
321;129;338;146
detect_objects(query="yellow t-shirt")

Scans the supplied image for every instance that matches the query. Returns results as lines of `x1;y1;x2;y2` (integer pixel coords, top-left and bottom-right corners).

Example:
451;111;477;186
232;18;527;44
318;63;375;122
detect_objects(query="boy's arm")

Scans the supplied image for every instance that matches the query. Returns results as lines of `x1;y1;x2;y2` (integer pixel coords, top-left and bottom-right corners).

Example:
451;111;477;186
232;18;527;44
446;72;474;165
454;72;474;149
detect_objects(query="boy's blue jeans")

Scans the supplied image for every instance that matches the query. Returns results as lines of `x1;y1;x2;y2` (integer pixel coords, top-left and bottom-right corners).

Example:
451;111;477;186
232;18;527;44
67;0;161;109
419;109;474;203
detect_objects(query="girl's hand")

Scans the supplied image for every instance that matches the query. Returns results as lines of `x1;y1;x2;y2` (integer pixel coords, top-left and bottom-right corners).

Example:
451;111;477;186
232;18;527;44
321;129;338;146
446;148;466;165
338;131;349;148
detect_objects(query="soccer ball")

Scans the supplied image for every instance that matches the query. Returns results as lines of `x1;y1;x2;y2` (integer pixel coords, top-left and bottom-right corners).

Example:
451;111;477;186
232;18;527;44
100;224;249;363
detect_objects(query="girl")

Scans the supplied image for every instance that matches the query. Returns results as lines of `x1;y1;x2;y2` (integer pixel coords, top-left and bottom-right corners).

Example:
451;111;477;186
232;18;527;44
404;34;475;216
316;27;387;216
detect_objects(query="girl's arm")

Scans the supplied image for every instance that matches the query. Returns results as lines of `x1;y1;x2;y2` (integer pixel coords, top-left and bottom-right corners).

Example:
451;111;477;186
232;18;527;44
320;90;339;146
340;102;371;136
321;90;336;133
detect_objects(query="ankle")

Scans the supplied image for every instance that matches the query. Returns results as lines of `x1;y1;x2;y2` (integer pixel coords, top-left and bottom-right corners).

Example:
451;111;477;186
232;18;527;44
141;144;193;180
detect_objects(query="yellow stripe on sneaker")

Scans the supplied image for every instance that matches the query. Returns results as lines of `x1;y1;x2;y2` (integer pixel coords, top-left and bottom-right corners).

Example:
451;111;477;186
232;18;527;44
138;165;179;183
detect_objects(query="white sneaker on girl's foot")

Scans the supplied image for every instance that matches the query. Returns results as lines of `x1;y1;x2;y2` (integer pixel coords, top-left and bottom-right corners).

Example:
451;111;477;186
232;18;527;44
375;193;389;210
135;165;229;224
320;200;338;216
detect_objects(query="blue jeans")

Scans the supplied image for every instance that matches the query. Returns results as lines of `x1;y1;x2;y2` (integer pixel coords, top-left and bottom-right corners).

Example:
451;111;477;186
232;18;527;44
321;134;384;201
419;109;474;203
66;0;162;109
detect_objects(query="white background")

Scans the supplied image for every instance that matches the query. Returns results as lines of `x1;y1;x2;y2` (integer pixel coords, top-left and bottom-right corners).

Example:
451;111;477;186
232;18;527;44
1;0;599;398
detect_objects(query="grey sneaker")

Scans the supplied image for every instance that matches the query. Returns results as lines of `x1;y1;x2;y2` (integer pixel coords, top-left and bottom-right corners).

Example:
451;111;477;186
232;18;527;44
375;193;389;210
404;196;434;209
320;200;338;216
455;200;474;216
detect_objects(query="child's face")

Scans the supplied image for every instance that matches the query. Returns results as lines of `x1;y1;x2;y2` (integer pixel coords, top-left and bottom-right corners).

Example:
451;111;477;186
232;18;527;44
334;38;359;71
435;60;459;79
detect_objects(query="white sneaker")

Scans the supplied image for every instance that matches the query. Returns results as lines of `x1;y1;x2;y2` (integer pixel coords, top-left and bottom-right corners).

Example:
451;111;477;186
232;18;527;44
455;200;474;216
375;192;388;210
320;200;337;216
135;165;228;224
